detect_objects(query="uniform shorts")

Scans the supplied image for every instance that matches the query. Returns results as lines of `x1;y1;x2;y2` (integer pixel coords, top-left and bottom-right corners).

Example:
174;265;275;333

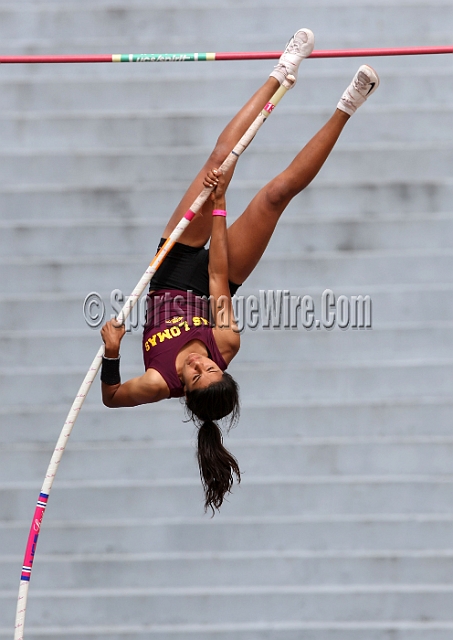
149;238;241;298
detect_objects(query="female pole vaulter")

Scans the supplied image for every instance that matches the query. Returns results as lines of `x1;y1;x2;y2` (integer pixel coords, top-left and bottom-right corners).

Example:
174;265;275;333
100;28;379;512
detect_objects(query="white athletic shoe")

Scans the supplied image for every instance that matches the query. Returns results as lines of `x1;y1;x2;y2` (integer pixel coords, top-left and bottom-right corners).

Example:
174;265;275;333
270;28;315;88
337;65;380;116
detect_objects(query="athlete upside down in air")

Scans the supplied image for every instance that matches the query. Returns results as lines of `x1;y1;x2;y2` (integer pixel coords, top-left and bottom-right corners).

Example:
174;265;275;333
100;28;380;512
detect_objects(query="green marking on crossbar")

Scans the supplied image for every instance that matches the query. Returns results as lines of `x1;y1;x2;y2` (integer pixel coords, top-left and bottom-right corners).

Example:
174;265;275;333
113;53;214;62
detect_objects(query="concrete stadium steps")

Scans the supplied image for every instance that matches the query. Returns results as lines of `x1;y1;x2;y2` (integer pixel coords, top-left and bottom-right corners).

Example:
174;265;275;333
2;359;453;405
3;209;453;252
1;107;452;149
2;214;453;257
0;144;451;186
0;2;451;47
2;284;453;330
5;551;453;590
1;0;452;637
4;437;453;484
4;514;453;556
7;477;453;520
2;584;453;627
0;628;451;640
2;250;453;294
3;324;453;367
1;628;453;640
2;17;448;55
2;398;452;443
1;68;452;115
2;179;452;222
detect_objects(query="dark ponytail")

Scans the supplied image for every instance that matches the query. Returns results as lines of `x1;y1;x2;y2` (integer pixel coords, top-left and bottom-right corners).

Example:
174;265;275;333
197;419;241;513
185;372;241;513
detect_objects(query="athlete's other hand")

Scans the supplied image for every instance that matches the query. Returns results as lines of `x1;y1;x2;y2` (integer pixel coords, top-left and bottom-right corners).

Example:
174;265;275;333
101;319;126;355
203;168;226;207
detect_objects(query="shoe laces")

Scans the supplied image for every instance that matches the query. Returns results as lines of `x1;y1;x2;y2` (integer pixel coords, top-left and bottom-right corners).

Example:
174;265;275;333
354;71;370;91
285;31;308;54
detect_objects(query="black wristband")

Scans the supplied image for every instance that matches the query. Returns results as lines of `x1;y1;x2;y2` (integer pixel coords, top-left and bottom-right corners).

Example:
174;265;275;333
101;356;121;385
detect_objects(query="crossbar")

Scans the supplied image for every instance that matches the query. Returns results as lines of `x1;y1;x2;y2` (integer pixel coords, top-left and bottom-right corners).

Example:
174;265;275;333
0;46;452;64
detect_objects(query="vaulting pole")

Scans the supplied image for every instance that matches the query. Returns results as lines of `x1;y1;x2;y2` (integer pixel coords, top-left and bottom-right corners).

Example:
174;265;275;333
14;77;295;640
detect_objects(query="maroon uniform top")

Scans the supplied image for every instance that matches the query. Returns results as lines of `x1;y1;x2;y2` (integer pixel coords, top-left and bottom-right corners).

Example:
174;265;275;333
142;289;227;398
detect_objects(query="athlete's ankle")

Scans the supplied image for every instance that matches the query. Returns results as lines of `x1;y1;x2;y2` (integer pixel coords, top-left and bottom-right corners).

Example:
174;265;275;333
270;28;314;89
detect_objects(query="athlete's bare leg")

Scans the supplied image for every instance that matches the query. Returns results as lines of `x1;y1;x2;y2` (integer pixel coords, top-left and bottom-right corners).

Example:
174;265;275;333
226;109;350;284
159;29;318;248
160;78;280;247
224;64;380;283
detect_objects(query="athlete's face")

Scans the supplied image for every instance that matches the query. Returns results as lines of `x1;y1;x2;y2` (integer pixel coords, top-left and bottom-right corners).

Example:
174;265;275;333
182;353;223;392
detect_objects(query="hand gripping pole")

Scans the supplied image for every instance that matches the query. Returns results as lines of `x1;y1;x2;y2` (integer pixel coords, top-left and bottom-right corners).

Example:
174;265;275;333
13;77;293;640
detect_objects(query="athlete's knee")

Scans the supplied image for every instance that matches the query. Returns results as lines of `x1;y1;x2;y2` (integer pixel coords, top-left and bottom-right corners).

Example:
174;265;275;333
263;179;294;210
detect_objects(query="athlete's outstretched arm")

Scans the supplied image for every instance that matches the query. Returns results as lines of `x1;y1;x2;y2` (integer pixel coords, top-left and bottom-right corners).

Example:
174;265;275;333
100;320;168;406
101;370;168;407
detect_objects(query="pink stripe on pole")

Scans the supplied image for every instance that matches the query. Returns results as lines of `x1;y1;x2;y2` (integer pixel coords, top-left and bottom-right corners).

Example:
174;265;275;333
20;494;48;581
264;102;276;114
184;210;196;221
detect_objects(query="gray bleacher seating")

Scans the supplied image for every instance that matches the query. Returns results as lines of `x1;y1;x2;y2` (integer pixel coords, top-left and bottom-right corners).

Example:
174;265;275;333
1;1;453;638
